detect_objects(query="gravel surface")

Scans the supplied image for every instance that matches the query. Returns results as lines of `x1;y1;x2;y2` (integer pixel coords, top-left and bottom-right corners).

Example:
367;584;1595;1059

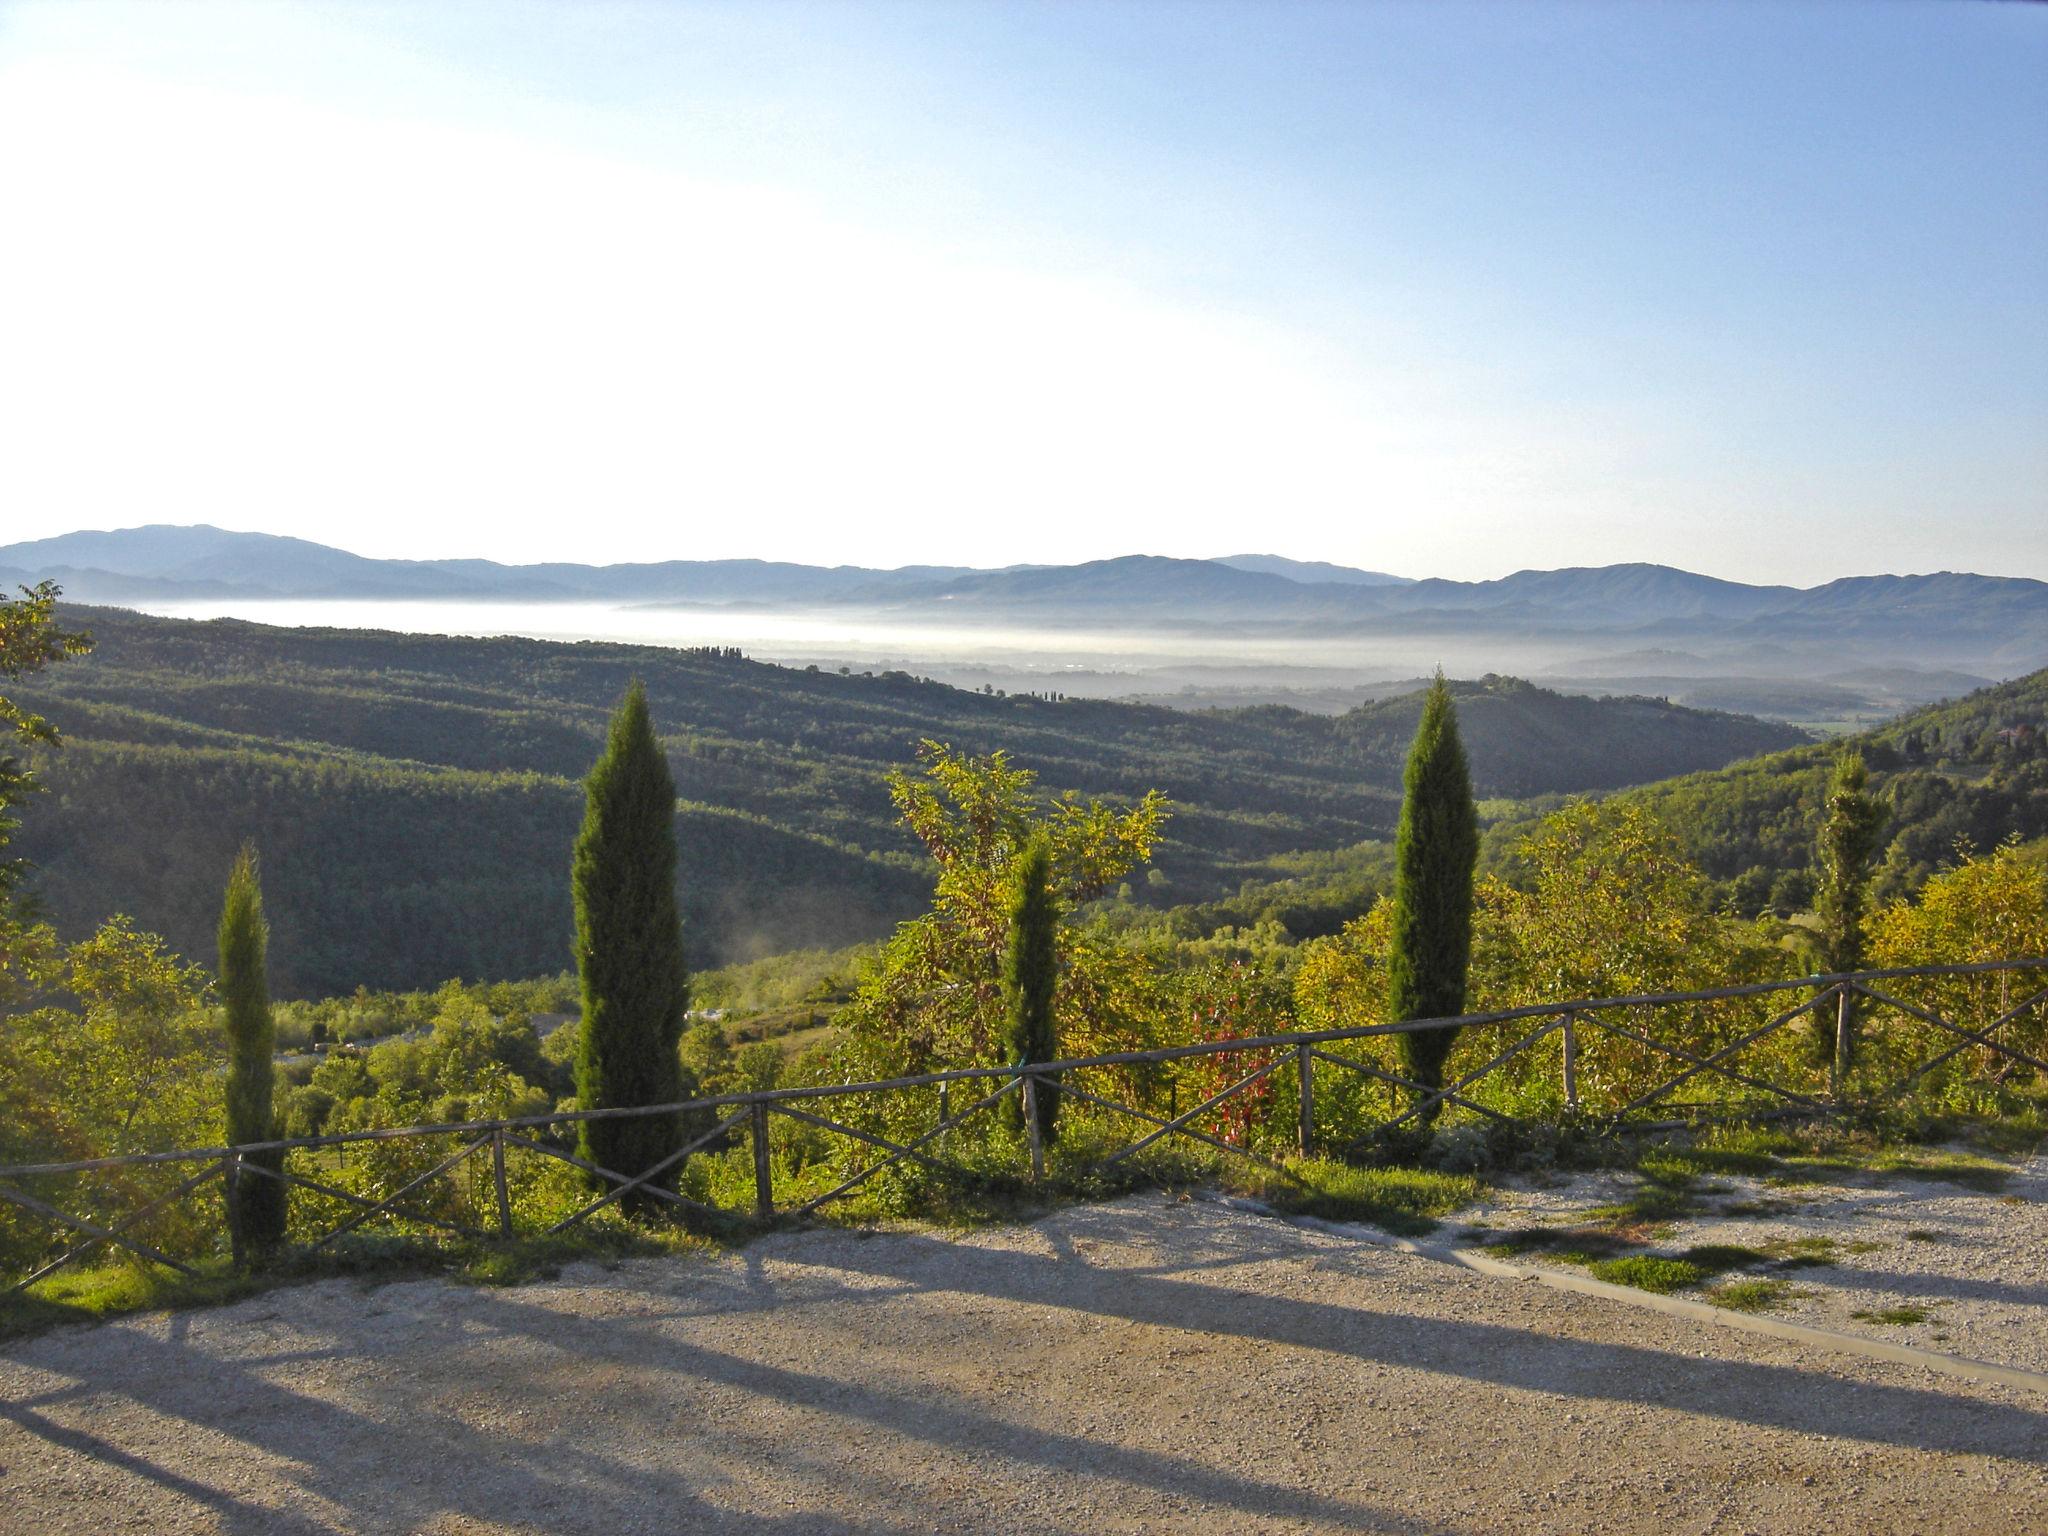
1456;1147;2048;1373
3;1193;2046;1535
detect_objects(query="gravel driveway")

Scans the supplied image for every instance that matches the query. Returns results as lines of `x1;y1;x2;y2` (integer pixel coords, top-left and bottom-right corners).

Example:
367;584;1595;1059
3;1194;2045;1535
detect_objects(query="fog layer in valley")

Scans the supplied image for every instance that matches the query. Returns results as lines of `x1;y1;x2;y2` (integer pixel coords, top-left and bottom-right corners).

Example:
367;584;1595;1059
135;596;1987;730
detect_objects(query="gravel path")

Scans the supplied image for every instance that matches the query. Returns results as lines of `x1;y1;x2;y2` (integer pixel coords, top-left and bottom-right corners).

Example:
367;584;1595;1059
1456;1147;2048;1373
3;1193;2045;1535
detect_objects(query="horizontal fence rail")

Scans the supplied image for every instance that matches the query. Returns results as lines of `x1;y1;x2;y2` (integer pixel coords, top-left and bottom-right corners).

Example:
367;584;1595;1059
3;958;2044;1295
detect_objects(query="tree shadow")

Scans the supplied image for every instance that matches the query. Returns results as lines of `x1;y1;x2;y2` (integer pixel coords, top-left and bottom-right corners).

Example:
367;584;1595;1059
790;1222;2048;1464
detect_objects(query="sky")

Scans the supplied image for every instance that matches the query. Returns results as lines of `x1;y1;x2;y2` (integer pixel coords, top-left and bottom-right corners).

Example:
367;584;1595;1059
1;0;2043;584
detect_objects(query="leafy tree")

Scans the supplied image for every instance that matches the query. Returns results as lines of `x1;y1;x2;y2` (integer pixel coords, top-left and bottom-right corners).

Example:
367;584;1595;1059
835;742;1169;1089
0;582;90;923
1003;836;1061;1143
1868;841;2048;1074
0;917;215;1272
1384;674;1478;1114
1481;802;1786;1005
1298;801;1792;1126
220;845;286;1250
0;917;214;1166
572;682;689;1205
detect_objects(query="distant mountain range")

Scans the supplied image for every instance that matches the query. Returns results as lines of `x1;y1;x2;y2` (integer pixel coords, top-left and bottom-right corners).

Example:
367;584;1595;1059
5;523;2045;679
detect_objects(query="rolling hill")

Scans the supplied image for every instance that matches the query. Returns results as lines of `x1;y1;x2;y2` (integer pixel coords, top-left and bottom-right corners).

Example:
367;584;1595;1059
1487;667;2048;910
9;605;1806;995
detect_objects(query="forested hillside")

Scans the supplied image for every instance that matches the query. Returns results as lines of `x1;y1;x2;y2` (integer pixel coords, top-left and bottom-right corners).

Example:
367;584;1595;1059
11;606;1806;995
1490;668;2048;911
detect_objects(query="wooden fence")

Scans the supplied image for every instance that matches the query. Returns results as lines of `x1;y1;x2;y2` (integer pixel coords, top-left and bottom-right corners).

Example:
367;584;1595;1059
3;958;2044;1296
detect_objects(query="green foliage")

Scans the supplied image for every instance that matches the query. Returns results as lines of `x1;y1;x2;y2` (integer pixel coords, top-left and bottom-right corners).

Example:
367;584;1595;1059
573;683;689;1203
219;845;285;1250
836;743;1169;1083
1706;1277;1803;1313
1295;801;1800;1131
0;918;216;1277
1385;675;1479;1108
1852;1305;1934;1326
1246;1157;1480;1236
1587;1254;1707;1293
1003;836;1061;1143
1815;751;1888;973
1865;844;2048;1089
1812;751;1887;1069
0;583;92;918
1485;666;2048;916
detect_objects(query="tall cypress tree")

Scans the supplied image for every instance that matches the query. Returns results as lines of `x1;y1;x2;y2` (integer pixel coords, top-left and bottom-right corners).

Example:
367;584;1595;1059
1384;673;1479;1118
1003;836;1060;1144
220;844;286;1252
574;682;689;1206
1812;750;1887;1066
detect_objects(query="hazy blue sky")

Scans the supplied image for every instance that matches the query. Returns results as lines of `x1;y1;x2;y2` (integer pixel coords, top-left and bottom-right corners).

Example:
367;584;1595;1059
2;0;2043;582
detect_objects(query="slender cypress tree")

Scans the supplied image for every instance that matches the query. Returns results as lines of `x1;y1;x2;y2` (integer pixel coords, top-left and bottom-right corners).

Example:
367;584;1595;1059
1384;673;1479;1118
1812;750;1887;1066
574;682;689;1207
1003;836;1060;1144
220;844;286;1251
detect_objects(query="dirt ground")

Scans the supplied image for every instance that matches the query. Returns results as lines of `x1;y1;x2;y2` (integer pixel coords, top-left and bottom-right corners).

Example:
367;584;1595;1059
2;1193;2045;1535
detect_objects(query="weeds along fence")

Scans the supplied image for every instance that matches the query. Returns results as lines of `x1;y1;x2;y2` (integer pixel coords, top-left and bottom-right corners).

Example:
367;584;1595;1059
3;959;2045;1296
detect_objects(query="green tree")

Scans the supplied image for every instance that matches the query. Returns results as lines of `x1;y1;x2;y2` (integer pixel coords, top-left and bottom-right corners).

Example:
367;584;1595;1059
220;845;286;1251
572;682;689;1205
1812;750;1887;1068
1;582;91;925
1003;836;1060;1143
1815;751;1888;974
1867;840;2048;1078
837;742;1168;1081
1384;673;1479;1116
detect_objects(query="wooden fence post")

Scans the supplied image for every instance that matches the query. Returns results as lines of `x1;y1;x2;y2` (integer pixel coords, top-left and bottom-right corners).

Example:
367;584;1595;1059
1561;1013;1579;1113
492;1130;513;1237
224;1151;245;1269
1022;1073;1044;1181
751;1101;774;1219
1296;1044;1314;1157
1832;986;1853;1103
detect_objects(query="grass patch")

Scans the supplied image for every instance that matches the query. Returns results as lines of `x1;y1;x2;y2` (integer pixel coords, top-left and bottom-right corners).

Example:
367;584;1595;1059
1851;1306;1934;1326
1588;1255;1707;1294
0;1225;717;1343
1706;1278;1806;1313
1248;1157;1483;1236
1905;1229;1944;1243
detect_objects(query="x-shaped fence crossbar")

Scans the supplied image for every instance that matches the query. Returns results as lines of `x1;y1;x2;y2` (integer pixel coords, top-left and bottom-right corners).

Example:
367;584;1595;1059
3;958;2043;1295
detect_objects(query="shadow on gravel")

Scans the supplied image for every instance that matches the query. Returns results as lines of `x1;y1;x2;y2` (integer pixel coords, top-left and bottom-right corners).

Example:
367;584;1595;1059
7;1213;2045;1535
0;1317;977;1536
785;1228;2048;1465
0;1276;1459;1536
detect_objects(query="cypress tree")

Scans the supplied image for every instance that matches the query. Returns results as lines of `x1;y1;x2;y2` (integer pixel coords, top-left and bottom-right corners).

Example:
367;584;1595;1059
574;682;689;1207
220;844;286;1252
1003;836;1060;1144
1384;673;1479;1119
1812;750;1887;1066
